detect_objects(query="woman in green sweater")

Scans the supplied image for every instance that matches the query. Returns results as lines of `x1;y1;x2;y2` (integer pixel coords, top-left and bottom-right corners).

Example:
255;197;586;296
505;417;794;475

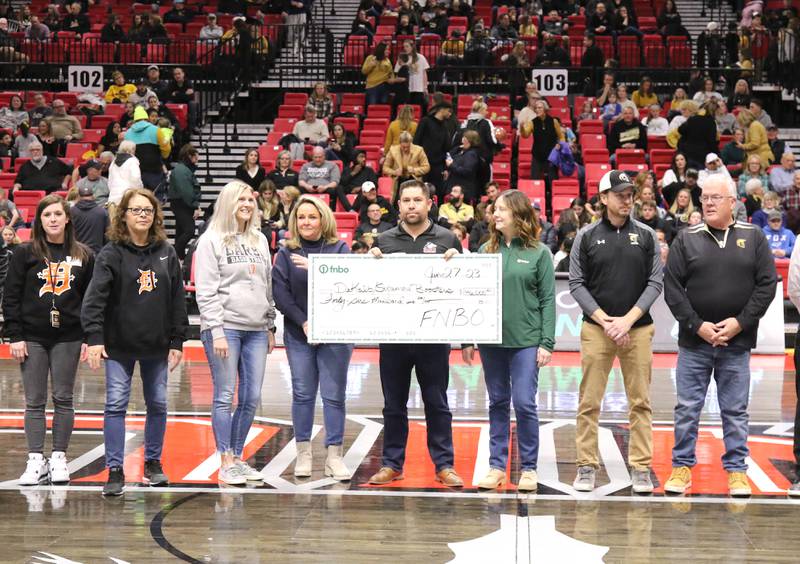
463;189;556;492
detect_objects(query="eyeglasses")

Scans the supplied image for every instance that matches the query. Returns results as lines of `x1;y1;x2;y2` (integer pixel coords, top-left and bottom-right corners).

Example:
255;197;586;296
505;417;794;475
126;207;155;217
699;195;731;204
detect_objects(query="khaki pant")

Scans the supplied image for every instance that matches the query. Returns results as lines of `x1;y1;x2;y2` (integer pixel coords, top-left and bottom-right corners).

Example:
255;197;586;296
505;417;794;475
576;322;654;470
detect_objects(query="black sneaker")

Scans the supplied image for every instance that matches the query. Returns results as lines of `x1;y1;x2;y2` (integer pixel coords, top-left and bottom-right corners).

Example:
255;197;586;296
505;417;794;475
143;460;169;487
103;467;125;497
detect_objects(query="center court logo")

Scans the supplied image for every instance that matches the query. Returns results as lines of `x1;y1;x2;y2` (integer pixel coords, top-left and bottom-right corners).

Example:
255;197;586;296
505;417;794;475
318;264;349;274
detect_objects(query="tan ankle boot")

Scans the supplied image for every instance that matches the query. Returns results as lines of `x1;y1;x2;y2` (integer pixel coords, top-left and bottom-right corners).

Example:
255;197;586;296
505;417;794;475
294;441;312;477
324;445;351;481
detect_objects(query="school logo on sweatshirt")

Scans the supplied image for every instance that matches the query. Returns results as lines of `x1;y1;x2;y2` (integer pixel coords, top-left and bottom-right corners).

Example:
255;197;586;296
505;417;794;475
37;259;79;297
137;269;158;295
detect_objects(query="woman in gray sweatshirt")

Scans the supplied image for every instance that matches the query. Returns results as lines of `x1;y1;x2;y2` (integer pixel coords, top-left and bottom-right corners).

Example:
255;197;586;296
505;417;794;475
195;180;277;486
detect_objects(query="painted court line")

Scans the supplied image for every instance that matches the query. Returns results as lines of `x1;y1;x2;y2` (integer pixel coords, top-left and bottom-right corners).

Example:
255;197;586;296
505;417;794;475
3;483;800;506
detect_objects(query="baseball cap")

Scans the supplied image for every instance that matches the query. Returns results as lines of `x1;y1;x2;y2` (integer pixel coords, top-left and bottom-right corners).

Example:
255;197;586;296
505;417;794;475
85;159;101;170
768;209;783;221
532;201;541;210
705;152;720;164
147;64;159;72
78;185;94;197
362;181;376;193
598;170;635;193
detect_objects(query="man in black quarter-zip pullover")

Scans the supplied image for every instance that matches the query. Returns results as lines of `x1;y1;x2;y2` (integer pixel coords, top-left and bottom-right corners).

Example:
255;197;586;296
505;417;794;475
664;174;776;497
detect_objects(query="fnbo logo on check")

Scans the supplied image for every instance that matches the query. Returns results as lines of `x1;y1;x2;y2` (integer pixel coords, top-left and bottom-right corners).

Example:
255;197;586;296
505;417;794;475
319;264;349;274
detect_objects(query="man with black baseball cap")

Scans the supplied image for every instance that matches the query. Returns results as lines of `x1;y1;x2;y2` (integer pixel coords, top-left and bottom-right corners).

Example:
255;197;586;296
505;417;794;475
569;170;663;494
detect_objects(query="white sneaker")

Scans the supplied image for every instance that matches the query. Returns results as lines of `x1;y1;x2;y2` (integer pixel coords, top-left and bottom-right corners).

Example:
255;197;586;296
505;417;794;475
48;451;70;484
19;453;49;486
236;460;264;481
218;464;246;485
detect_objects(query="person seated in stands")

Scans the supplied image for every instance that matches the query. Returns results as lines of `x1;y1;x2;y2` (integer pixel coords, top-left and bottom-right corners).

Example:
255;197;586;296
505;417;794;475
632;77;658;109
146;96;178;128
751;189;780;228
13;142;72;194
594;71;617;107
534;35;569;66
692;77;723;104
146;15;170;43
309;82;335;120
713;100;736;135
542;10;569;37
325;123;356;166
199;13;224;41
780;172;800;232
0;18;27;64
465;23;493;70
267;150;300;190
437;29;465;77
698;153;733;189
397;0;420;26
75;159;110;206
770;152;797;197
657;0;687;36
118;101;136;130
105;71;136;104
476;181;499;222
422;2;448;38
721;128;748;173
607;105;647;165
28;93;52;127
339;149;377;197
0;188;21;229
355;202;394;241
129;80;157;109
25;16;50;41
763;209;795;258
0;131;12;158
42;5;61;31
351;180;397;224
36;119;63;157
71;150;113;186
292;105;329;147
235;147;266;191
491;12;518;47
614;5;642;37
642;104;668;136
738;154;769;203
61;2;90;36
637;201;674;243
742;177;765;217
438;184;475;231
167;67;199;133
383;131;430;196
0;94;28;131
14;123;38;158
298;147;341;208
588;2;613;35
100;14;125;43
767;126;786;162
164;0;195;27
615;84;639;117
46;99;83;142
350;10;375;39
144;65;169;102
749;98;773;129
395;13;415;36
126;14;148;43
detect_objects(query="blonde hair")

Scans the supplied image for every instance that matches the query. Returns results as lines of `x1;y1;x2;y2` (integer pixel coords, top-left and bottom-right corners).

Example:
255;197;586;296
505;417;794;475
681;100;699;115
281;185;301;202
397;105;415;131
206;181;262;249
669;188;696;216
1;225;20;245
737;108;755;127
285;195;341;249
471;100;487;113
118;140;136;155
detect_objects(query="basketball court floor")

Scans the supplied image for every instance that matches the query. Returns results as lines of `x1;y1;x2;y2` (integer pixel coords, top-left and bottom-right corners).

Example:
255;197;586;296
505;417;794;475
2;348;800;563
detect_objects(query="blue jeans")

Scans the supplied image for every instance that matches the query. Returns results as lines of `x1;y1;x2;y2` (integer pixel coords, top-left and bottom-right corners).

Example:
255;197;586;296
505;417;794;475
201;329;268;456
365;83;389;105
672;344;751;472
103;357;168;468
284;324;353;446
480;346;540;471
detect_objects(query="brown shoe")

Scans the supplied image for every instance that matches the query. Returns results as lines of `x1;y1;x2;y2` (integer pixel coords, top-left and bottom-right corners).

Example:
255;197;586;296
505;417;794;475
369;466;404;485
436;467;464;488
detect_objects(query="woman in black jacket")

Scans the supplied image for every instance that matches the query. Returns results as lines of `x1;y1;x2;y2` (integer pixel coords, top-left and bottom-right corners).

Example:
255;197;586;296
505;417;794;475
82;189;188;496
266;150;300;190
235;147;266;191
325;123;357;166
100;14;126;43
677;99;720;169
5;195;93;486
445;130;483;203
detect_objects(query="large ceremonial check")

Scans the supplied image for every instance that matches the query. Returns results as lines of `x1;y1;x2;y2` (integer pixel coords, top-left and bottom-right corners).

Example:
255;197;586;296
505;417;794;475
307;254;503;344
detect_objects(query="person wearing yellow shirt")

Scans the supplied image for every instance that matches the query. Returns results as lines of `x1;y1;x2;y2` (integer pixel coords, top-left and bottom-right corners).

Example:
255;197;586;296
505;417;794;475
384;105;418;154
438;184;475;229
631;77;658;109
104;71;136;104
361;43;394;105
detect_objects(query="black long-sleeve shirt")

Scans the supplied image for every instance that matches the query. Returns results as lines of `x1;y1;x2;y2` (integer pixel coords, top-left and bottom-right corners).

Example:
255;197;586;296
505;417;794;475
569;216;663;328
664;221;777;349
4;242;94;343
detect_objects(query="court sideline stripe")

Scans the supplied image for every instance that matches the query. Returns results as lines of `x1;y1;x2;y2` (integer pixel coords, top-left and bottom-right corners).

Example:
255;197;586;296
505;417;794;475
14;484;800;507
149;493;204;564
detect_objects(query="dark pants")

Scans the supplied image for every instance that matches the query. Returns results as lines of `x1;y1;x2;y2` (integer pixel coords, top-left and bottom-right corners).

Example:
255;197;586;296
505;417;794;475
425;165;446;204
300;186;338;210
794;331;800;469
141;170;165;192
170;198;195;260
378;343;454;472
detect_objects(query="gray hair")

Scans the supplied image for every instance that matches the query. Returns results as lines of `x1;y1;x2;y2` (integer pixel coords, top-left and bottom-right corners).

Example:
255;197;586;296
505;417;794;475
118;140;136;155
744;178;763;196
702;174;736;197
99;151;114;160
28;140;43;151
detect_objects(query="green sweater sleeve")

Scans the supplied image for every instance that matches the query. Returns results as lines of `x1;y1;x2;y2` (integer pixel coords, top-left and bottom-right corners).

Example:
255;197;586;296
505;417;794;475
536;247;556;352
